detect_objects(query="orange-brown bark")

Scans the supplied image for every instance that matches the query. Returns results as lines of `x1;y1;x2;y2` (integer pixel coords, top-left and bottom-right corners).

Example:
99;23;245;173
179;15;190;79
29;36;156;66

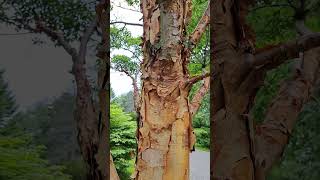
132;0;210;179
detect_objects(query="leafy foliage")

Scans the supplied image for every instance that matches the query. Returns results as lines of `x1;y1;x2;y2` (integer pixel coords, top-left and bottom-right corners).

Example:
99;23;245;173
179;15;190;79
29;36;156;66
0;134;71;180
0;72;71;180
4;92;86;179
110;103;137;179
10;93;81;164
111;26;141;79
1;0;94;42
249;1;320;179
112;55;140;78
187;0;210;75
267;90;320;180
190;82;210;149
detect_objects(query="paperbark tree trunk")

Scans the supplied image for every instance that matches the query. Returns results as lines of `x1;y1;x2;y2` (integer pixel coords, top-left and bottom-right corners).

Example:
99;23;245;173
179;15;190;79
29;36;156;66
211;0;320;179
133;0;197;179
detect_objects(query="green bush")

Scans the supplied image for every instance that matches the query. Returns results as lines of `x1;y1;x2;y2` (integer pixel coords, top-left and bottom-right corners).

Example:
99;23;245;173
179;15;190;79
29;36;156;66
110;103;137;179
0;134;71;180
194;128;209;149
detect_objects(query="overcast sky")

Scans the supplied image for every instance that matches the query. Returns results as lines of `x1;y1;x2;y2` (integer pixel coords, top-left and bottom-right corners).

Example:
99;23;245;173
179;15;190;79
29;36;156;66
0;0;142;110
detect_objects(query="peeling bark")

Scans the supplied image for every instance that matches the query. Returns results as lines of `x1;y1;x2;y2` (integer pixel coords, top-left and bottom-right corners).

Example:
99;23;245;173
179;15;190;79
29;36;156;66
133;0;203;179
211;0;256;177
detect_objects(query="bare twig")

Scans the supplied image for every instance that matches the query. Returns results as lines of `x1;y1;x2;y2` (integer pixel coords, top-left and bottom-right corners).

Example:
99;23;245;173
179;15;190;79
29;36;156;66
110;21;143;27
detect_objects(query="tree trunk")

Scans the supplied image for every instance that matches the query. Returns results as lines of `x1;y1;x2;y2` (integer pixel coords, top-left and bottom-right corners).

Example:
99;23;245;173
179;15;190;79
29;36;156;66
211;0;320;179
132;78;140;112
73;62;105;179
133;0;195;179
72;1;116;179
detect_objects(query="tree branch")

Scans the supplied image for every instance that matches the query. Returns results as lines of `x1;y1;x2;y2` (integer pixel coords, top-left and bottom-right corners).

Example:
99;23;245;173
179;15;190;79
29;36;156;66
189;77;210;117
253;32;320;67
187;72;211;85
189;3;210;47
111;2;141;13
35;22;78;58
254;47;320;179
79;17;98;63
110;21;143;27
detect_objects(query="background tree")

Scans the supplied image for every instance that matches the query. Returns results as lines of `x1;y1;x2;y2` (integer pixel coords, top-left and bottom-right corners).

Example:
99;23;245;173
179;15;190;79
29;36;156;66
0;0;113;178
112;91;135;113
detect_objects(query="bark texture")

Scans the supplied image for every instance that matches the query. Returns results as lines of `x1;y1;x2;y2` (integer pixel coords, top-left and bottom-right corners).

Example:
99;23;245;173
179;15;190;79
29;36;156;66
211;0;320;179
211;1;256;179
133;0;198;179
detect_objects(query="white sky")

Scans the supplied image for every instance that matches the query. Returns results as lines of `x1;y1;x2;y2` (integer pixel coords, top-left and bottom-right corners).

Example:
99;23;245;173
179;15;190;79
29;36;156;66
110;0;143;96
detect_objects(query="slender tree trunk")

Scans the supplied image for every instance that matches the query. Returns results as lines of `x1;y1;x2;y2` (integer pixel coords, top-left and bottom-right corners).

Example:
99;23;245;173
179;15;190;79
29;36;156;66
211;0;320;179
73;61;105;179
133;0;195;179
132;77;140;112
72;1;117;179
